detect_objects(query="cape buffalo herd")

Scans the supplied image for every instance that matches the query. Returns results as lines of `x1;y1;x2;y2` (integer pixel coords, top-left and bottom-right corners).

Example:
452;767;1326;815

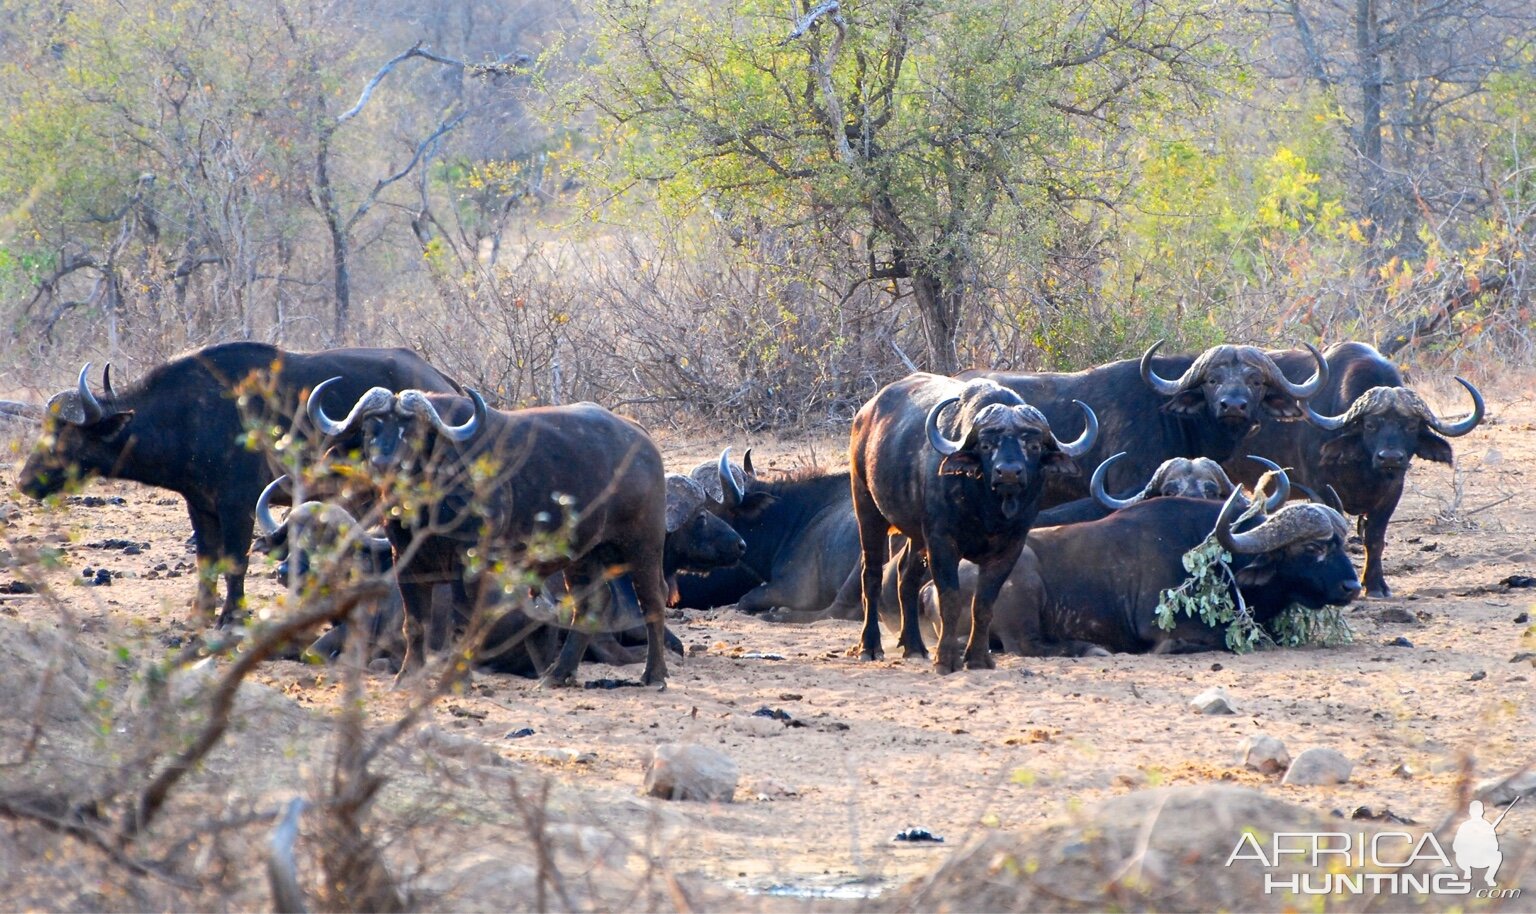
15;336;1483;681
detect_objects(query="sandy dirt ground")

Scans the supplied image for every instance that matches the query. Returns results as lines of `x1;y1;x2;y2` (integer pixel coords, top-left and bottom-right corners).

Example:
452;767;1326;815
0;378;1533;908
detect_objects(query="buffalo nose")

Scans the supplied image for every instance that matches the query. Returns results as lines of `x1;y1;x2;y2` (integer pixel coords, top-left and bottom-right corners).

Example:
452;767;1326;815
1218;397;1248;415
1340;578;1362;598
993;465;1023;485
732;536;746;556
1376;449;1407;468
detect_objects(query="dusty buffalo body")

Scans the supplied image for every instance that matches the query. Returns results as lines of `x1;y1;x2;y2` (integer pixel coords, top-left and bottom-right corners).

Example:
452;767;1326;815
927;488;1358;656
17;343;460;624
307;384;672;686
970;343;1327;507
850;374;1096;673
1228;342;1484;597
676;452;863;619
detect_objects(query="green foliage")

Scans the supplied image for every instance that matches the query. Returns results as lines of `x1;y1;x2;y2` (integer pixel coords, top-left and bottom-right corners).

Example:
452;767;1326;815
1155;517;1354;654
1269;604;1355;648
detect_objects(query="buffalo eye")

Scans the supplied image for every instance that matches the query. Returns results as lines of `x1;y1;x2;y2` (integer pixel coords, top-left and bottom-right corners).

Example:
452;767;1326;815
1364;417;1380;431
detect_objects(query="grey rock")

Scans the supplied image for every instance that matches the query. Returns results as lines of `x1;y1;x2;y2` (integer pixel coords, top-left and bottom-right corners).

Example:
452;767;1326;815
644;743;738;802
1190;686;1237;715
1475;770;1536;806
1238;733;1291;775
1282;748;1353;786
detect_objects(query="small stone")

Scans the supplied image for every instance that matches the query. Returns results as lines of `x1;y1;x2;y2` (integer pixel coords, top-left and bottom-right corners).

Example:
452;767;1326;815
1510;652;1536;664
1210;662;1224;672
1391;762;1416;779
1468;670;1486;682
1515;612;1531;624
538;748;597;765
1238;733;1291;775
1376;607;1417;624
1386;636;1413;648
644;744;738;802
1282;748;1353;786
1189;686;1237;715
505;728;535;739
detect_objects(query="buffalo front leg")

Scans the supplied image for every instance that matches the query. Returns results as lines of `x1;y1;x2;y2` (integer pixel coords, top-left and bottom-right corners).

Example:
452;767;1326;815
926;541;967;675
1360;507;1396;599
186;504;222;624
393;580;436;685
214;501;255;628
851;481;890;662
894;541;929;660
966;548;1021;670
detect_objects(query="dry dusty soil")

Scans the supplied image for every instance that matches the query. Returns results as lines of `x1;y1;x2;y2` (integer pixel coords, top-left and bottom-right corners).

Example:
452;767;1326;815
0;377;1533;912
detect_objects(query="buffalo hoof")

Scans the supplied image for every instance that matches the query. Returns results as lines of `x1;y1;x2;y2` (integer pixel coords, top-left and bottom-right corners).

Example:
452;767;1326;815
538;673;579;690
965;651;996;671
934;649;964;675
901;644;929;661
641;664;669;690
855;644;884;662
1367;584;1392;599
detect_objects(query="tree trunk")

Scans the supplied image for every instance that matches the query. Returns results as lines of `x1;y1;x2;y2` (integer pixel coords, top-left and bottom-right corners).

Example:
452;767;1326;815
1355;0;1384;254
315;132;351;342
910;269;961;376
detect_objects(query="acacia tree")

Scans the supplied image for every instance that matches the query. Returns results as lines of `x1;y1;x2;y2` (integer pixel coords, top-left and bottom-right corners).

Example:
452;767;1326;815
578;0;1232;373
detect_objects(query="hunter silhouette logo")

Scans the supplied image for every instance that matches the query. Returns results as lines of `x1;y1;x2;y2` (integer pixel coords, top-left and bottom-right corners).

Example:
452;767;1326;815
1226;795;1523;899
1453;798;1517;887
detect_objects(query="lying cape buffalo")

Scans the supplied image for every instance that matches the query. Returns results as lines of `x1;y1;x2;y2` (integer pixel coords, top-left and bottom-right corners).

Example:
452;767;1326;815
307;382;673;687
1226;342;1484;597
968;342;1327;507
17;343;461;625
851;373;1097;673
913;479;1360;655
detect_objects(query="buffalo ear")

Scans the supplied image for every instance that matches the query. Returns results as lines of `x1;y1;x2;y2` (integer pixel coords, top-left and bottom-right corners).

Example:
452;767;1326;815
93;411;135;440
731;491;777;522
1260;390;1305;419
937;452;983;479
1318;434;1364;466
1042;451;1080;477
1415;432;1454;464
1234;554;1277;588
1160;390;1206;417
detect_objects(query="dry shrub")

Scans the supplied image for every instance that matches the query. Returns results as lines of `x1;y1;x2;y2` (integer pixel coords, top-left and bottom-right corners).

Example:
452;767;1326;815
895;784;1534;913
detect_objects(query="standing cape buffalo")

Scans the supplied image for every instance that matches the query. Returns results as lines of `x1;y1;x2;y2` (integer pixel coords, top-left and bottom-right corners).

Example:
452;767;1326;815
257;471;737;672
850;374;1097;673
306;382;673;686
995;489;1361;654
1225;342;1484;597
968;342;1328;507
17;343;461;624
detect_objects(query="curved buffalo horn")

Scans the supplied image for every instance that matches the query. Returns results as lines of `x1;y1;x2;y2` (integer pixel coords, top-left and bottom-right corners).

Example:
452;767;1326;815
925;397;964;456
1302;398;1348;432
1218;486;1328;555
399;388;485;443
1215;488;1257;554
1139;340;1193;397
1089;452;1137;510
305;377;350;436
1323;484;1345;514
718;447;745;509
1246;455;1291;512
1270;343;1329;400
256;475;289;537
742;448;755;476
1055;400;1099;458
77;363;104;424
1426;377;1484;437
